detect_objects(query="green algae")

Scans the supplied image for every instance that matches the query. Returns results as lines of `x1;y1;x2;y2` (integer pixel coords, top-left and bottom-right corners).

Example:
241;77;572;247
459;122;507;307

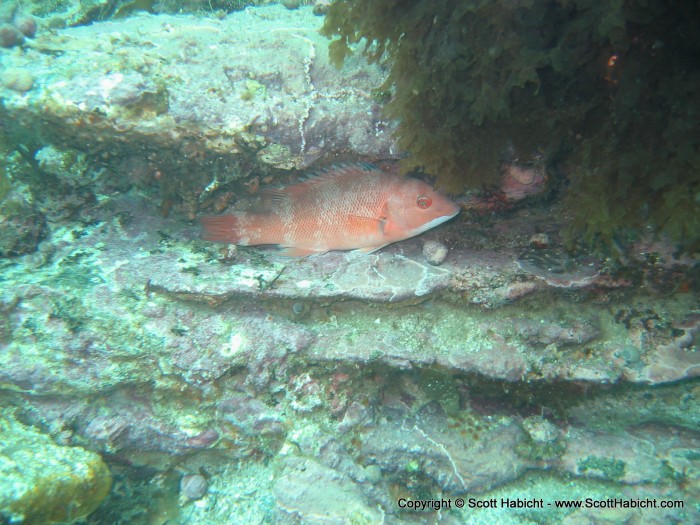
0;171;9;204
322;0;700;254
577;456;626;482
240;78;267;102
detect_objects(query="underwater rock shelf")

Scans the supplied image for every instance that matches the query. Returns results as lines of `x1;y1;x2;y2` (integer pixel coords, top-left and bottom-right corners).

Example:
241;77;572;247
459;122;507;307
147;249;454;304
2;192;698;399
0;5;393;215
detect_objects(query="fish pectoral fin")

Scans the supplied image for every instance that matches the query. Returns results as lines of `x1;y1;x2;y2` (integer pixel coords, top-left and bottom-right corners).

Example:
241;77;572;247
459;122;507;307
276;246;325;257
347;214;387;234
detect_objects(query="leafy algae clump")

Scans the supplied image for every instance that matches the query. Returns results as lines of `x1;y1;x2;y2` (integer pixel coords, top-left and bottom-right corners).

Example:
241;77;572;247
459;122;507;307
322;0;700;253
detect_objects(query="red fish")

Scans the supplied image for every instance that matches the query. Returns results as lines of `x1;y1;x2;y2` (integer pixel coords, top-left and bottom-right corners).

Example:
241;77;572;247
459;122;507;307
201;163;459;256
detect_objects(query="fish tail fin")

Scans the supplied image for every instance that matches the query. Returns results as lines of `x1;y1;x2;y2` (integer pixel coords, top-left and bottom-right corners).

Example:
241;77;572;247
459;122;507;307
200;214;248;244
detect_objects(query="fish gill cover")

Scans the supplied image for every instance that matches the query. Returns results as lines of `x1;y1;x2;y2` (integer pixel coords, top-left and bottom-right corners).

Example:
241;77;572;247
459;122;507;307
321;0;700;255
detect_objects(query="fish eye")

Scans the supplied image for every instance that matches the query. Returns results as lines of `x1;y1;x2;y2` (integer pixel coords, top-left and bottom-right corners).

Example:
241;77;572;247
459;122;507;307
417;196;432;209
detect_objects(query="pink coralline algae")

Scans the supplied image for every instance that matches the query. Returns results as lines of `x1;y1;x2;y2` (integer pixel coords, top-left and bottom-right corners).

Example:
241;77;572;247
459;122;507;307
499;162;547;201
184;429;220;449
84;415;128;445
458;161;547;214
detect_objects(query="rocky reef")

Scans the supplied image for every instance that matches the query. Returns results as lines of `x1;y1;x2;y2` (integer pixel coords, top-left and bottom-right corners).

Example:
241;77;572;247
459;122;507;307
0;4;699;525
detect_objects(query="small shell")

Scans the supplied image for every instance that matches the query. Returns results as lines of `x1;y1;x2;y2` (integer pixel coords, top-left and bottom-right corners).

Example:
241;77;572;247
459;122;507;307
529;233;549;249
180;474;208;500
423;240;449;266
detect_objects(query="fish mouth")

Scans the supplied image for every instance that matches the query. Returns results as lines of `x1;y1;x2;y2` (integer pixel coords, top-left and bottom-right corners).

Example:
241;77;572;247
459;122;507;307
441;202;461;221
412;210;459;236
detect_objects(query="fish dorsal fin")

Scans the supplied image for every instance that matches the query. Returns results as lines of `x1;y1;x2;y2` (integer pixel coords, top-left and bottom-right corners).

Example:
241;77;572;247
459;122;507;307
273;162;383;198
259;189;291;207
257;163;383;210
303;162;380;182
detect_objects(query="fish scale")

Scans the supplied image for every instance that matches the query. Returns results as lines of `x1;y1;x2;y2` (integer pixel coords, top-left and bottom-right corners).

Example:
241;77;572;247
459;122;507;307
292;175;389;243
201;163;459;256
